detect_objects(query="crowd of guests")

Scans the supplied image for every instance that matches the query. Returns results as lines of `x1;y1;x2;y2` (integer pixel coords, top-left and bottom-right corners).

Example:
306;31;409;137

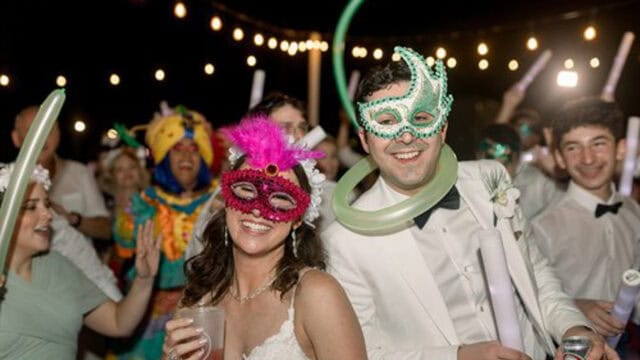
1;44;639;360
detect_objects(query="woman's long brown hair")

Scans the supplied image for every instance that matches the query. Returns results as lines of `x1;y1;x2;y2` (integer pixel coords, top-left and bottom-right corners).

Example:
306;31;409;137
181;161;326;306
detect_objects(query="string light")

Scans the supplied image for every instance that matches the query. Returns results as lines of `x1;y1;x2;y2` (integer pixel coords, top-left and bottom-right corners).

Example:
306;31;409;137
590;57;600;68
508;59;519;71
247;55;257;67
373;48;383;60
232;28;244;41
204;63;215;75
391;53;401;62
267;37;278;49
298;41;307;52
154;69;166;81
74;120;87;133
0;74;10;87
446;57;457;68
109;73;120;86
477;42;489;56
527;36;539;50
425;56;435;67
478;59;489;70
564;58;575;69
320;41;329;52
557;70;578;87
56;75;67;87
174;1;187;19
280;40;289;52
254;33;264;46
287;42;298;56
584;26;597;41
435;47;447;59
107;129;118;139
210;16;222;31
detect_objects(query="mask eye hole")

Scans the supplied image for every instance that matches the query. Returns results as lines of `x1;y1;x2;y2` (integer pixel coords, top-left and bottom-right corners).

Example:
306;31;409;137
269;192;297;210
413;111;434;125
375;112;399;126
231;182;257;200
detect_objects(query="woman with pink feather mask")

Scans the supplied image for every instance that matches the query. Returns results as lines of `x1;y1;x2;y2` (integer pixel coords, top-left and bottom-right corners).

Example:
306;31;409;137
162;116;366;360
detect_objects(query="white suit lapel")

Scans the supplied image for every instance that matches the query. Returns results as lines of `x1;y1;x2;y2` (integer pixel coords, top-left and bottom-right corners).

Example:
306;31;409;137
370;179;459;344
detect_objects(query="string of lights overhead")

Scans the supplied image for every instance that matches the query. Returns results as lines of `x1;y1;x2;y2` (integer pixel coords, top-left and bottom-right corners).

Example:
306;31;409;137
0;0;635;91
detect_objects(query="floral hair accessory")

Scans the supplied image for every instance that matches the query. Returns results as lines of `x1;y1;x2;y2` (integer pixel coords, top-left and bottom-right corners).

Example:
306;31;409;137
0;163;52;193
357;46;453;139
223;116;325;226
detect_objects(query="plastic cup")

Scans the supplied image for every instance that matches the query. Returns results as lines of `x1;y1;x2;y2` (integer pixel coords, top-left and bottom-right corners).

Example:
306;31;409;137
177;306;225;360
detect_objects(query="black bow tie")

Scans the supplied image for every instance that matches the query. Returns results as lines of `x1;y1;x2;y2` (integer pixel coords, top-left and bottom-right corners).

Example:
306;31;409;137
414;186;461;229
595;202;622;218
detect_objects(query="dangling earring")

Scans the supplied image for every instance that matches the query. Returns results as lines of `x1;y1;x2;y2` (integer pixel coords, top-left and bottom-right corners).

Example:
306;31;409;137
291;229;298;258
224;226;229;247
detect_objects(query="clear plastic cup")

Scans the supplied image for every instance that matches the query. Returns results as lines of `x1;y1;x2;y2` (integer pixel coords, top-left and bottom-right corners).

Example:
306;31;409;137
176;306;225;360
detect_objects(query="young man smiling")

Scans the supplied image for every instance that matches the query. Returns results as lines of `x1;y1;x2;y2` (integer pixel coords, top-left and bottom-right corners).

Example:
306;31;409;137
532;98;640;350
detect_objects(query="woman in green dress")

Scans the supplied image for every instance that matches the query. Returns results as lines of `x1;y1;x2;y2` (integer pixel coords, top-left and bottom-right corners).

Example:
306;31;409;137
0;163;160;359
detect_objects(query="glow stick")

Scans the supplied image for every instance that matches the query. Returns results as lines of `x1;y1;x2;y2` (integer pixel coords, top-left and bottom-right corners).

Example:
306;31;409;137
0;89;66;270
602;32;634;101
297;125;327;149
619;117;640;196
516;50;552;92
477;228;524;351
607;269;640;348
249;69;266;109
347;70;360;100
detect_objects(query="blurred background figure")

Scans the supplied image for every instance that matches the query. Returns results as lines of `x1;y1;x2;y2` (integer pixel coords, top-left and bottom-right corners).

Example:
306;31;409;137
107;105;216;360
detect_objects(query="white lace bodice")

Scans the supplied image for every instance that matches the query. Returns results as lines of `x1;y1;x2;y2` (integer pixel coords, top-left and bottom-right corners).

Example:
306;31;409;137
242;270;312;360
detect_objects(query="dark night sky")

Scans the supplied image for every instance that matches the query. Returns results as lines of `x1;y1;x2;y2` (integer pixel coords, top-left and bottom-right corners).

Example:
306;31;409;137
1;0;640;163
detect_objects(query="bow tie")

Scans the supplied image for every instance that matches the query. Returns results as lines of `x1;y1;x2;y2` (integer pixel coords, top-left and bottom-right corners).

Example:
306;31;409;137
414;186;461;229
595;202;622;218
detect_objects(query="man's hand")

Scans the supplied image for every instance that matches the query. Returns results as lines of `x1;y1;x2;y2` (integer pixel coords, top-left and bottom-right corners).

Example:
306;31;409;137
575;299;625;337
555;326;620;360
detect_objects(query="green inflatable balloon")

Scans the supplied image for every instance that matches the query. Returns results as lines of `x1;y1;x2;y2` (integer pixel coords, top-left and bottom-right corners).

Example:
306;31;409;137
331;0;458;235
332;145;458;235
332;0;364;129
0;89;66;271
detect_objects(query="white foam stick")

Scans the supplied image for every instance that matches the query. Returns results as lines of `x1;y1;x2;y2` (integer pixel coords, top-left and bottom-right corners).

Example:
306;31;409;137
249;69;266;109
516;49;552;92
619;117;640;196
602;32;635;101
476;229;525;352
607;269;640;348
297;125;327;149
348;70;361;101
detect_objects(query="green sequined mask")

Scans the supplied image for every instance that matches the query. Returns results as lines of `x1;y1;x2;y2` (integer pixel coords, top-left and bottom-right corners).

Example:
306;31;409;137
357;46;453;139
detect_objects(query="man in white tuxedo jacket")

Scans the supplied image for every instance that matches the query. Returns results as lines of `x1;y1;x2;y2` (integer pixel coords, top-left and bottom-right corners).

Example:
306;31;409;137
323;46;617;360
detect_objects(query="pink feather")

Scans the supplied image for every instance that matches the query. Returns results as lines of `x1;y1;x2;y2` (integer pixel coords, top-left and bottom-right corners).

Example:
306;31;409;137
222;115;324;171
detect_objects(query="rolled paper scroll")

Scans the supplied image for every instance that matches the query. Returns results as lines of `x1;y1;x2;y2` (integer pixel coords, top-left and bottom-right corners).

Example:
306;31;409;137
347;70;361;101
249;69;266;109
477;228;525;352
516;49;552;92
602;32;635;102
297;125;327;150
619;117;640;196
607;269;640;348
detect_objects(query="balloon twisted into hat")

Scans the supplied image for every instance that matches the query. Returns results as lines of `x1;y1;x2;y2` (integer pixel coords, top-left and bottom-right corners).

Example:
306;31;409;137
331;0;458;235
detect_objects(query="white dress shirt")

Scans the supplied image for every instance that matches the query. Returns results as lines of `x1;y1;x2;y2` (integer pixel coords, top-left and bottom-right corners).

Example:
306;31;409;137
408;187;531;346
532;181;640;314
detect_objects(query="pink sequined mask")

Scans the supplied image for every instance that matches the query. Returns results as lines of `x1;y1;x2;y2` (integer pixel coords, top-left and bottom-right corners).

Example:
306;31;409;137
221;168;310;223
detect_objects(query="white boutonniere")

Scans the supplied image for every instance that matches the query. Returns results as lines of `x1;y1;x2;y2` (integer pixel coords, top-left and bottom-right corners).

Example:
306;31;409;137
482;167;522;228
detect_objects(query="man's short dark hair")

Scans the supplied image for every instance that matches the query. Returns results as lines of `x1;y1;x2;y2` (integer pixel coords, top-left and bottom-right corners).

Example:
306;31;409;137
552;97;625;145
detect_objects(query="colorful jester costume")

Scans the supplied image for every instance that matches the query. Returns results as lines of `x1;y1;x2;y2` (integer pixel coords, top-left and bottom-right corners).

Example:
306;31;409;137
108;107;216;360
